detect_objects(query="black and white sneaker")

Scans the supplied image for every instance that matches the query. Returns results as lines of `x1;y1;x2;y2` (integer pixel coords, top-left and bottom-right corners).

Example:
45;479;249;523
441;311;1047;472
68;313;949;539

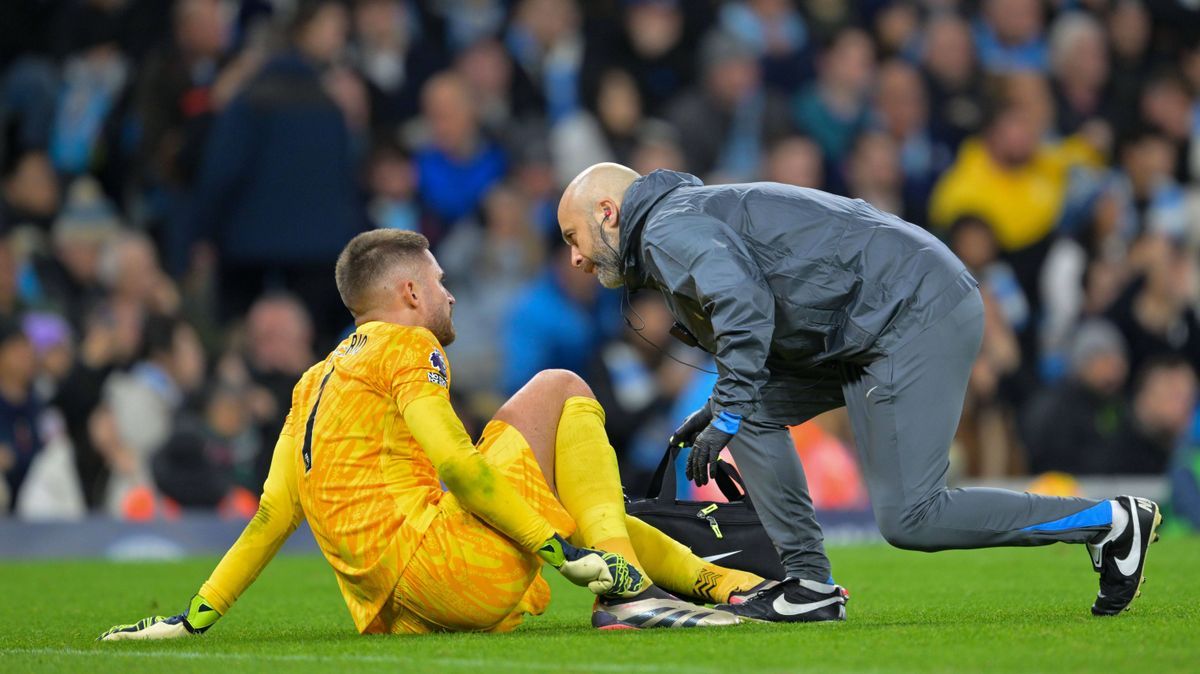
716;578;848;623
726;579;781;605
1088;495;1162;616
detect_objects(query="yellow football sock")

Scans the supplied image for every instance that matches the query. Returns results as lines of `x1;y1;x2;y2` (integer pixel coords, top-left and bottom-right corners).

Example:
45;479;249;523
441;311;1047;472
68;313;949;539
555;396;643;571
626;515;765;603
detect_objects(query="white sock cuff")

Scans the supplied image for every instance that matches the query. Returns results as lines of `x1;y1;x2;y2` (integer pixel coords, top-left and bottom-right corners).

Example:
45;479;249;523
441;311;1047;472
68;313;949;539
795;578;837;594
1096;499;1129;546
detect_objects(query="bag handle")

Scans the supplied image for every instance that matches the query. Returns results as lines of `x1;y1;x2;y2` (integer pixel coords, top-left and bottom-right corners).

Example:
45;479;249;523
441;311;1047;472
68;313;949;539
645;444;754;508
712;460;748;502
645;443;680;505
715;460;760;510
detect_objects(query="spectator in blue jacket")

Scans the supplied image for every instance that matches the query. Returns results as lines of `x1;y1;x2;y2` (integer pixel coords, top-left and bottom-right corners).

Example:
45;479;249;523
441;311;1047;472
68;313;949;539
187;0;365;348
413;71;507;242
973;0;1049;74
500;241;619;395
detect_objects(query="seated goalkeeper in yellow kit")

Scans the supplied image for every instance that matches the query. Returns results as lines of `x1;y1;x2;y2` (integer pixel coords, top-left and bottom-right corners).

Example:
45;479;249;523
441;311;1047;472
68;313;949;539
100;231;768;639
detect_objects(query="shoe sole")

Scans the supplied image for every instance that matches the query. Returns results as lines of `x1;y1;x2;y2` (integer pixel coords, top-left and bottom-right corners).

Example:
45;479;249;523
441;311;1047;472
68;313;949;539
596;623;640;631
592;608;739;629
1127;507;1163;612
1094;506;1162;616
735;614;846;625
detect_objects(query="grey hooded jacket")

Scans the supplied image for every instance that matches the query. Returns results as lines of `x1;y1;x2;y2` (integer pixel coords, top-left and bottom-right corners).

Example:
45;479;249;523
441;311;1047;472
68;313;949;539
618;170;978;420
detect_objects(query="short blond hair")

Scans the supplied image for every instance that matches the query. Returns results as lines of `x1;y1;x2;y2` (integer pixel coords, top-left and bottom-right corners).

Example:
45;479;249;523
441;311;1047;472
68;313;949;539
334;230;429;317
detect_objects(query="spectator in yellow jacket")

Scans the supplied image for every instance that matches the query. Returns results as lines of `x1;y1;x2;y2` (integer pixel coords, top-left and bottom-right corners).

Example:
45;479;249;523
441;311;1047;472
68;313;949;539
929;100;1104;337
929;103;1103;254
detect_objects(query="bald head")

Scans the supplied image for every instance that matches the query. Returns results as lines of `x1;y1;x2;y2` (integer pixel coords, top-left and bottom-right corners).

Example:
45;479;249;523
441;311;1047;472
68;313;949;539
559;162;640;222
557;163;641;288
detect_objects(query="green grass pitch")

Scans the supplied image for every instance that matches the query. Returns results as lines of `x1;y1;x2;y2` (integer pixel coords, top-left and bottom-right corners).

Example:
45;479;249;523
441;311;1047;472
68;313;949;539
2;537;1196;673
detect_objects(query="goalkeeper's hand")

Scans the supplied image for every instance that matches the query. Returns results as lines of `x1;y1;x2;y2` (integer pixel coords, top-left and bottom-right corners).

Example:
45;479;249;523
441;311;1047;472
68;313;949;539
98;594;221;641
537;533;647;598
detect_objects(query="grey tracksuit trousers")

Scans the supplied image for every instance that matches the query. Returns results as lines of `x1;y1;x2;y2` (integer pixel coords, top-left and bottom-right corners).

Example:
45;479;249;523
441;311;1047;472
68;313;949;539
727;289;1110;581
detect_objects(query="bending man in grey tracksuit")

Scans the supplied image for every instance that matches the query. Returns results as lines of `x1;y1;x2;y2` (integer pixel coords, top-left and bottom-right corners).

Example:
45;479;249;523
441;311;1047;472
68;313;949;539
557;164;1162;622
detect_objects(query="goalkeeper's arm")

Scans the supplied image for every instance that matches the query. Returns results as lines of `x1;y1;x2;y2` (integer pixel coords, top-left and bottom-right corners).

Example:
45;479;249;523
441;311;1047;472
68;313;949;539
99;428;304;641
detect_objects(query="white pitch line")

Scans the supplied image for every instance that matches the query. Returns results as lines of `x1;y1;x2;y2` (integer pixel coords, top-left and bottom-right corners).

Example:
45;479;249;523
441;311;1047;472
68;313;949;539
2;647;708;673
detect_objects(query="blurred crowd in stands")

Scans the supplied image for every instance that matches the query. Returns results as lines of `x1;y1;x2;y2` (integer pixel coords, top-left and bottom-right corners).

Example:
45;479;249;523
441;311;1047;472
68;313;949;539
1;0;1199;527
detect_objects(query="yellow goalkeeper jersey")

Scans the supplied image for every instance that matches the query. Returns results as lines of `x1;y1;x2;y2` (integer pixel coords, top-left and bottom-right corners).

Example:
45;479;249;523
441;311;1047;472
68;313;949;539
198;321;554;633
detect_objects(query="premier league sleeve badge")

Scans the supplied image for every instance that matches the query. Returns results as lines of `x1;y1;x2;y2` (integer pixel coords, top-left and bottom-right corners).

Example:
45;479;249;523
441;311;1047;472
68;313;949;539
427;349;448;387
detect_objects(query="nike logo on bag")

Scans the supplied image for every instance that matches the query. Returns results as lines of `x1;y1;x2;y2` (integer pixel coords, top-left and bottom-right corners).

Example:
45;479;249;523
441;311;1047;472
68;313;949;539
771;595;843;616
1114;497;1142;577
700;550;742;563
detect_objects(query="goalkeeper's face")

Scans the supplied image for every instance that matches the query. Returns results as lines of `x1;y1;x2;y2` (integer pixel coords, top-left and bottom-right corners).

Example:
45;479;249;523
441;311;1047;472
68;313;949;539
417;252;456;346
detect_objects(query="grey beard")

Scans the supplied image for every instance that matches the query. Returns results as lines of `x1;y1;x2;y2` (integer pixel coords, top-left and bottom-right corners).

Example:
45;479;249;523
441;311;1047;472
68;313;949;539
592;226;625;288
596;259;625;288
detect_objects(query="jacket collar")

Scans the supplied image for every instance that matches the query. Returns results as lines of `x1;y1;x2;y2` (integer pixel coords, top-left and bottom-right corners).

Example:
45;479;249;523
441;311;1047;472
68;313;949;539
618;170;703;289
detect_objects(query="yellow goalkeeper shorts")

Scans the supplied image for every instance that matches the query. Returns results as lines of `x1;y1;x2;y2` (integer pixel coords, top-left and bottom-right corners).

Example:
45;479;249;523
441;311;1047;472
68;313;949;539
380;420;576;634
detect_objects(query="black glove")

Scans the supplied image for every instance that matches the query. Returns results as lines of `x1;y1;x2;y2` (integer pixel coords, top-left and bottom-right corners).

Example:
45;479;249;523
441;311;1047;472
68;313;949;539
683;411;742;487
668;403;713;452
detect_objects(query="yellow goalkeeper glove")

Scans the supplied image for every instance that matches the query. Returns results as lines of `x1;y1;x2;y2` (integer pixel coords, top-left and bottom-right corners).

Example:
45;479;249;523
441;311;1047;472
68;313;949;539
98;594;221;641
536;533;648;598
